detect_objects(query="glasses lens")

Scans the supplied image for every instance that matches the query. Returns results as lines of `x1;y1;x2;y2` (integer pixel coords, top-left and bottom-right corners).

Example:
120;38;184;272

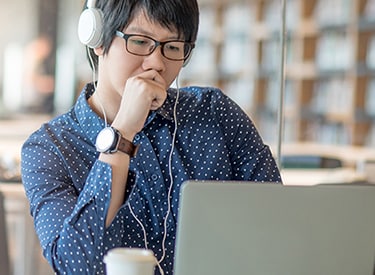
163;41;190;60
126;35;155;56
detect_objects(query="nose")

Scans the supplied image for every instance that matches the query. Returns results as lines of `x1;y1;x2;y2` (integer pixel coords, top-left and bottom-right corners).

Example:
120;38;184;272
142;46;165;72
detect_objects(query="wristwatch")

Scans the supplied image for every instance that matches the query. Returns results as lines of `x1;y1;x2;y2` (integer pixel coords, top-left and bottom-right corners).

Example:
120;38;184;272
95;126;139;157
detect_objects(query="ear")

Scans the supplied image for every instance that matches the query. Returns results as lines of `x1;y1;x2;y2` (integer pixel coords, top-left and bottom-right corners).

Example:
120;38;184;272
93;46;104;56
182;54;192;67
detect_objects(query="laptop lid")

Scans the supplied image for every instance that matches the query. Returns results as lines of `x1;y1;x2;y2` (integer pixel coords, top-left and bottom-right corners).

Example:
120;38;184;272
174;181;375;275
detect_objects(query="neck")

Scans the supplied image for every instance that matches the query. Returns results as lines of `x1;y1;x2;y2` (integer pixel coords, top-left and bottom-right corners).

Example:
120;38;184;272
88;89;117;125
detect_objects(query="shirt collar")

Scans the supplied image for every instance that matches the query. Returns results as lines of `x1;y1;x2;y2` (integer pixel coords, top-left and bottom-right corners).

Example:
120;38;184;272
73;83;104;145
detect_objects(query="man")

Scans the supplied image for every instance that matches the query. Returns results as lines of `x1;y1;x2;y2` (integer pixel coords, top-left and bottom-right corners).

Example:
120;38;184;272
22;0;281;274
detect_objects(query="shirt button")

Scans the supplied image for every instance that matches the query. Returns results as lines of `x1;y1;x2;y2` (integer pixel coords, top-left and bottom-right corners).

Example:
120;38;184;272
151;174;159;181
134;134;141;141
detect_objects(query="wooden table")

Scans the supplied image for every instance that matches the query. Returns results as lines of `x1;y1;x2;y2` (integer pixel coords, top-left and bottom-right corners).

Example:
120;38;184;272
0;183;53;275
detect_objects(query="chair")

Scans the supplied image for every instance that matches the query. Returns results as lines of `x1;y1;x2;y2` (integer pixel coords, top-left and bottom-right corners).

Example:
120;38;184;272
0;191;10;275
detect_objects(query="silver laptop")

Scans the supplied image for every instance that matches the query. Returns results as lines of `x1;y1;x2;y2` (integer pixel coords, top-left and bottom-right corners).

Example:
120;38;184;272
174;181;375;275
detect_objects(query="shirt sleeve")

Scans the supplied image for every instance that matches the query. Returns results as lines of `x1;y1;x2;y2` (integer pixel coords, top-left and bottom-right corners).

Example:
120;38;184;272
212;89;282;183
21;136;114;274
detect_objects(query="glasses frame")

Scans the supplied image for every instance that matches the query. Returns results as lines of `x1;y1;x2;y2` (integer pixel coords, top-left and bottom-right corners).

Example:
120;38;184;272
115;30;195;61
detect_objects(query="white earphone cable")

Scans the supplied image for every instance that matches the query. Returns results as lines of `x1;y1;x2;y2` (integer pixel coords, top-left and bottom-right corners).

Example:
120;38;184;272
128;203;149;249
89;39;181;273
84;7;179;272
159;74;180;264
87;46;108;126
128;75;181;275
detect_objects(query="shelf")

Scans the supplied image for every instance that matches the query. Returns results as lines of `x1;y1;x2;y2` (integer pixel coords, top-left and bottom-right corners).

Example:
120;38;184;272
181;0;375;146
314;0;354;27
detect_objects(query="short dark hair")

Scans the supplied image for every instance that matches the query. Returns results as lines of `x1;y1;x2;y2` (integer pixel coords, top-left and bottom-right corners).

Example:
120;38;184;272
84;0;199;70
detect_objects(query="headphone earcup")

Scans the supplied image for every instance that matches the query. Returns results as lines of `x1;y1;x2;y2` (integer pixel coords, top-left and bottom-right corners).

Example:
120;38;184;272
78;8;103;48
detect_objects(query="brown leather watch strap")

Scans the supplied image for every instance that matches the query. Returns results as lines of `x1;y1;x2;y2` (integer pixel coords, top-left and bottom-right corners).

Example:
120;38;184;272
117;136;139;157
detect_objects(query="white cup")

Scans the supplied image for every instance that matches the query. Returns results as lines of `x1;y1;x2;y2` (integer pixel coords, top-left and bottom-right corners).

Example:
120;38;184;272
104;248;157;275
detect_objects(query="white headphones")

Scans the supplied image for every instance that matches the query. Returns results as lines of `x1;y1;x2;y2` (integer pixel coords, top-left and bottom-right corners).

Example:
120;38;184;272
78;0;104;48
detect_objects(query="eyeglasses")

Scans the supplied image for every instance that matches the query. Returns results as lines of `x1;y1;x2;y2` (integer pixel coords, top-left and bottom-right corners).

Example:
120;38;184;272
115;30;195;61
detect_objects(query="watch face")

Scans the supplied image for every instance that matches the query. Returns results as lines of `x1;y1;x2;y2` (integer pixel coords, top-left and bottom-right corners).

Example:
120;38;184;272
96;127;116;152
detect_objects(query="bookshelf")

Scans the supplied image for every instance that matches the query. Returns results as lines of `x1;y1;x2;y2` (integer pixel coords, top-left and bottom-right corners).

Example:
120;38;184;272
180;0;375;146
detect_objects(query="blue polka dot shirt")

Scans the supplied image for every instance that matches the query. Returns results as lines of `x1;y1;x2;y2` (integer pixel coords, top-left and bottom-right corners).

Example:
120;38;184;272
21;83;281;274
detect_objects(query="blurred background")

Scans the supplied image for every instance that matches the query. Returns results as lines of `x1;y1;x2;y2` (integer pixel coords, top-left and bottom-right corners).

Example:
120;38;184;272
0;0;87;117
0;0;375;274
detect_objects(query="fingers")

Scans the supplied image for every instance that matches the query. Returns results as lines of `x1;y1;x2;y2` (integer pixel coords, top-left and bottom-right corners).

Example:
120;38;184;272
149;71;165;87
138;69;166;89
130;70;167;108
150;92;166;110
112;70;168;136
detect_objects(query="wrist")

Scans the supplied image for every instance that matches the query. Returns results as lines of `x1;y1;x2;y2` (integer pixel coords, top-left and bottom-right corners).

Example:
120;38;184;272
95;126;139;157
111;121;137;141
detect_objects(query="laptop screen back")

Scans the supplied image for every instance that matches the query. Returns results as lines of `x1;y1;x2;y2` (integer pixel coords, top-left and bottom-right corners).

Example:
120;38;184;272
174;181;375;275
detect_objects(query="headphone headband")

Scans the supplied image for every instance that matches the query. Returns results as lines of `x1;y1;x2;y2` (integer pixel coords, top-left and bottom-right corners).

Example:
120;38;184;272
87;0;96;9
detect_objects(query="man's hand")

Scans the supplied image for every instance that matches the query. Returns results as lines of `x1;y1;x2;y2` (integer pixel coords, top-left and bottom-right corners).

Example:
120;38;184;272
112;70;167;139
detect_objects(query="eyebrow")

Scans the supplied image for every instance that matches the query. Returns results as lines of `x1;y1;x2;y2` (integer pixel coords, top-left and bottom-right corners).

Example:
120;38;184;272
125;26;180;40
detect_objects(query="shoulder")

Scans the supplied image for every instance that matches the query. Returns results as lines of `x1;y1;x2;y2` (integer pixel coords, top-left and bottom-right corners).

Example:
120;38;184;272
176;86;234;110
22;109;78;152
179;86;225;100
23;84;99;150
177;86;245;116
